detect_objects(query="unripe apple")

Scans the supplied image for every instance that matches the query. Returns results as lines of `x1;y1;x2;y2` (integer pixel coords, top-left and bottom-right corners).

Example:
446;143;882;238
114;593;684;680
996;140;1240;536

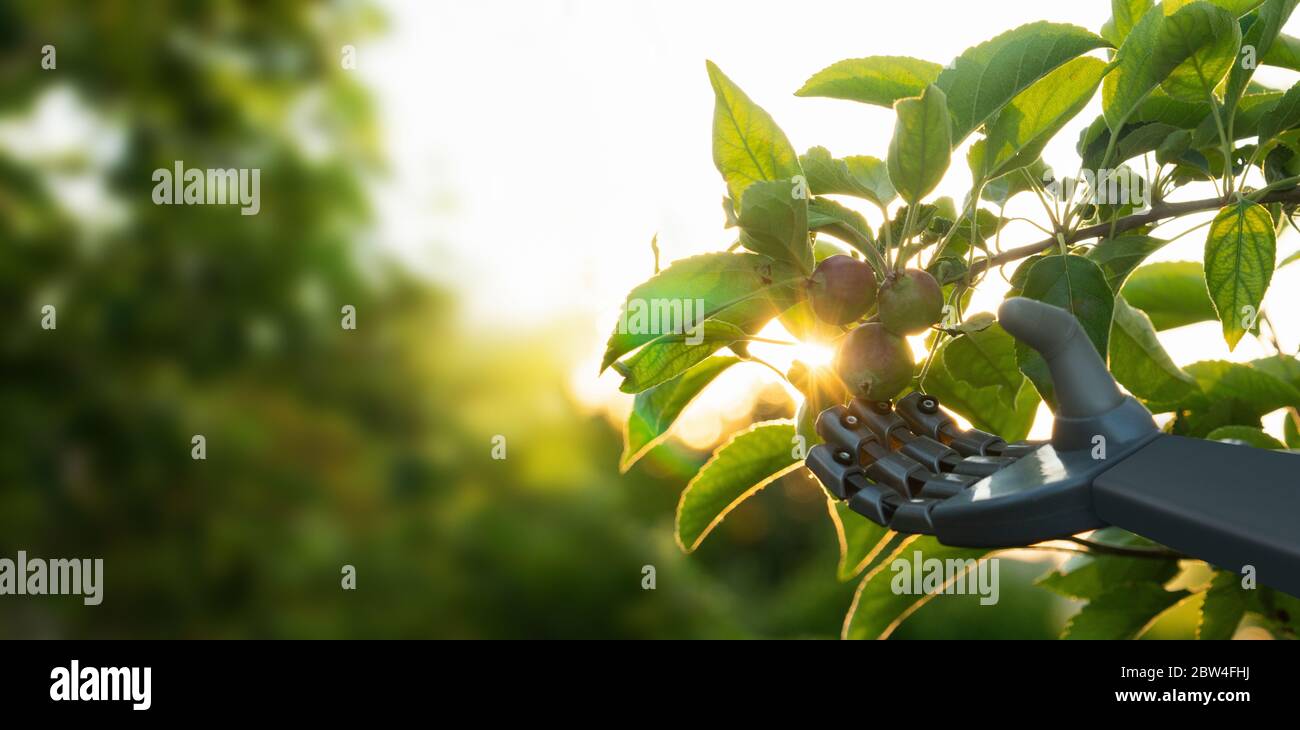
878;268;943;336
807;255;877;325
832;322;913;401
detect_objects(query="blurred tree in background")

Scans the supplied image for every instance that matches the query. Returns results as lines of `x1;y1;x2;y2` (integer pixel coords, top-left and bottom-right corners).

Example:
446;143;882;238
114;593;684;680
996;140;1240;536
0;0;1063;638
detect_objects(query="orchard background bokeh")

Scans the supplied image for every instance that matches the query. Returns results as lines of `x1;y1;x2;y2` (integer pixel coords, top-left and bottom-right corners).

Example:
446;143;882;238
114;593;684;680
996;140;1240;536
1;0;1294;638
363;0;1300;444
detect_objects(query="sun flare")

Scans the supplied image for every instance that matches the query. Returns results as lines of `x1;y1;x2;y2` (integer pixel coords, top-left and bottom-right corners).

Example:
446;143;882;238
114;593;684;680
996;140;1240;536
789;341;835;369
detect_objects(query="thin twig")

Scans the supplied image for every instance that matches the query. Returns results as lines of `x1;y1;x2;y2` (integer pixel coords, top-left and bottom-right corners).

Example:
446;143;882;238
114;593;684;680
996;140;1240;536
944;186;1300;284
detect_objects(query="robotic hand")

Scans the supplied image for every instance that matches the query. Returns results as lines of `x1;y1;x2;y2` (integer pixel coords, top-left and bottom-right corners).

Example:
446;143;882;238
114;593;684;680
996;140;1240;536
806;297;1300;596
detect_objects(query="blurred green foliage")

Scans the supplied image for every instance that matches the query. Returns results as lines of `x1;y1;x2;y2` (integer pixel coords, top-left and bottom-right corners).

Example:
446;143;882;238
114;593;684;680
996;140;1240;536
0;0;1066;638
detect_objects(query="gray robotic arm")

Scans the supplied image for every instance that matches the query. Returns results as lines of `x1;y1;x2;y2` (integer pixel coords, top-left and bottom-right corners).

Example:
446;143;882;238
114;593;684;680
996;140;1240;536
805;297;1300;596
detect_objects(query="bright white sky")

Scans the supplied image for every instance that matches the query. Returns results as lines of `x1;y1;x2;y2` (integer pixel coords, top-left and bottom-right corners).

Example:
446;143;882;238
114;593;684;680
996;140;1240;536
361;0;1300;440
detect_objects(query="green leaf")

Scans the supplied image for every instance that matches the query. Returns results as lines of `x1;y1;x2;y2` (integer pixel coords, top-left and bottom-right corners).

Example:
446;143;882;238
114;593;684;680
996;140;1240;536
615;321;749;393
887;84;952;204
1075;112;1118;172
1263;32;1300;70
1037;528;1180;600
1015;255;1115;408
942;323;1023;406
601;252;802;371
935;22;1109;144
1252;586;1300;634
981;160;1053;206
1204;200;1276;349
1104;6;1169;132
841;536;994;640
1156;127;1195;164
1265;143;1300;185
1084;121;1192;170
949;311;997;334
1191;89;1284;146
1208;359;1300;411
807;197;873;240
972;57;1107;181
827;500;894;582
621;356;740;472
1121;261;1218;330
880;201;948;246
799;146;895;206
1198;0;1265;13
1007;253;1048;295
1062;584;1189;639
1110;296;1199;405
923;338;1041;441
1086;234;1170;289
1133;89;1220;126
1090;165;1149;225
1195;360;1300;407
794;396;818;454
1104;0;1156;46
707;60;803;212
1166;359;1300;433
928;256;968;286
1254;349;1300;376
1281;250;1300;268
936;209;1005;260
1198;570;1248;639
1252;353;1300;390
807;197;880;265
795;56;943;107
675;421;803;552
1224;0;1299;116
1159;1;1241;103
1285;409;1300;447
1104;2;1238;131
1206;424;1286;447
737;179;813;273
1256;81;1300;142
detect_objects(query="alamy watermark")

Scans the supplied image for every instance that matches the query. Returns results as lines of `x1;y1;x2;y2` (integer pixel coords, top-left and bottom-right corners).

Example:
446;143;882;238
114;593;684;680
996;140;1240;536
50;660;150;711
1045;167;1150;212
152;160;261;215
889;550;1000;605
0;550;103;606
615;297;708;345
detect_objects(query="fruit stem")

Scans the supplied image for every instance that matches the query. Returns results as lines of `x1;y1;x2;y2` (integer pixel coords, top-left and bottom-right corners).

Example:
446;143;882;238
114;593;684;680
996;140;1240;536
746;354;790;383
915;329;947;391
894;203;918;273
